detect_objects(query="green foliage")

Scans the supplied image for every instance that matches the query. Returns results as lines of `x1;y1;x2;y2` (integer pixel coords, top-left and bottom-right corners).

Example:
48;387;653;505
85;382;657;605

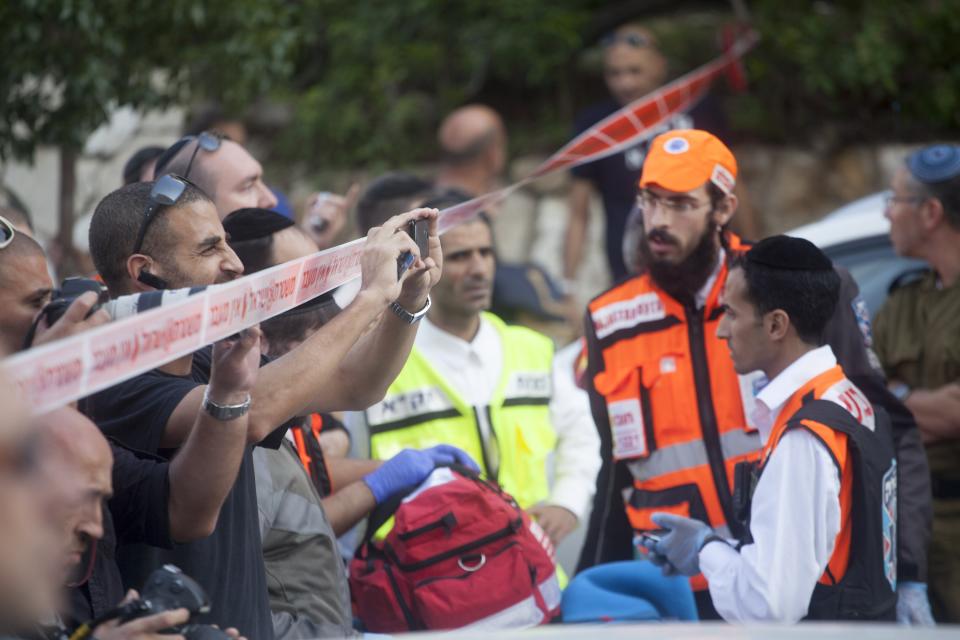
731;0;960;143
3;0;958;170
0;0;299;161
270;0;599;171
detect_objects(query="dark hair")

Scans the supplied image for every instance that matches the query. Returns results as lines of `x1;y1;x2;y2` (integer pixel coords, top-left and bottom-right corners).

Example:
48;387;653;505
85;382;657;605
122;146;165;184
261;298;340;356
89;180;212;293
356;172;433;234
420;187;492;229
733;254;841;346
230;235;274;274
914;173;960;230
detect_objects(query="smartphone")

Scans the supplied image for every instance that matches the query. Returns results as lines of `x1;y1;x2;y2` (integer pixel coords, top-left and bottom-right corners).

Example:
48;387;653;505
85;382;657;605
397;218;431;279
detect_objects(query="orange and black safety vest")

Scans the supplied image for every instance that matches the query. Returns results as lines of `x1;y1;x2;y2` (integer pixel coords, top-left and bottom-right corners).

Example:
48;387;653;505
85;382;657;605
740;365;897;620
581;235;762;588
290;413;334;497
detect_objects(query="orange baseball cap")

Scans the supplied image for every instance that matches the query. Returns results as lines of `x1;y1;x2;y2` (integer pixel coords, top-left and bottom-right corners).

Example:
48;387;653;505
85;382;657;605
639;129;737;195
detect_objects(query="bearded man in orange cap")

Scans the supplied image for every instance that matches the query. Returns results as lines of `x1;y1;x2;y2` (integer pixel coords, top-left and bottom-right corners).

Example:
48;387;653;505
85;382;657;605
578;129;765;618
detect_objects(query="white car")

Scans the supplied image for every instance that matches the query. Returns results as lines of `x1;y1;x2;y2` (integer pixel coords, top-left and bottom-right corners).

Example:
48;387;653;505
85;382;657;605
788;192;927;319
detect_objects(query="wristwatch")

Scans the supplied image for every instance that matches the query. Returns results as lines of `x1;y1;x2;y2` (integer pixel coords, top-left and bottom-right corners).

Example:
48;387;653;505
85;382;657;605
202;387;251;421
390;295;431;325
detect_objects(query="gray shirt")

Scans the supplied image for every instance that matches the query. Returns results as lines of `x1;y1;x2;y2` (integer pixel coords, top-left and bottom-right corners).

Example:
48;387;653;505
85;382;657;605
254;441;356;638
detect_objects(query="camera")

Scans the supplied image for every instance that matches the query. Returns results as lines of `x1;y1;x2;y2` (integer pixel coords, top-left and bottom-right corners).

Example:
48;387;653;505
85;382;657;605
114;565;229;639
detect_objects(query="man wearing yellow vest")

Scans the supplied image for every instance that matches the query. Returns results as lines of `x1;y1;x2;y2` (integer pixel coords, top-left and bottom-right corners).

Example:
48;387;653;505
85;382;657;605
360;189;602;548
644;236;898;622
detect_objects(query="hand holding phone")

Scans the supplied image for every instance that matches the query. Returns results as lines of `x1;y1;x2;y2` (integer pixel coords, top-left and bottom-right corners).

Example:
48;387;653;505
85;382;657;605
397;218;430;279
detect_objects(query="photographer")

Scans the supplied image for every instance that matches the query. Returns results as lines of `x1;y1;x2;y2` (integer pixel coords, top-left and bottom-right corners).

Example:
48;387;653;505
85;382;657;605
0;217;263;635
82;178;441;638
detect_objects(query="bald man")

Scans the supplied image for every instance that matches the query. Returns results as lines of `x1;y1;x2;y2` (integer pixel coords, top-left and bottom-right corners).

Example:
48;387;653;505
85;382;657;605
437;104;508;197
37;408;191;638
0;373;61;636
563;24;734;287
0;232;54;353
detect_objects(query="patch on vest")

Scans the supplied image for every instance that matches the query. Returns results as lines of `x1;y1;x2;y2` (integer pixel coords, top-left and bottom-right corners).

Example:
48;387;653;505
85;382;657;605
852;295;874;349
367;387;454;426
504;372;552;401
592;292;665;340
882;459;898;592
608;398;648;460
823;379;876;432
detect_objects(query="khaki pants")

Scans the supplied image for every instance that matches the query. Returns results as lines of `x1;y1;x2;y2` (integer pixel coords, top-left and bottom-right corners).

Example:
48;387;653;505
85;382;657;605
929;499;960;623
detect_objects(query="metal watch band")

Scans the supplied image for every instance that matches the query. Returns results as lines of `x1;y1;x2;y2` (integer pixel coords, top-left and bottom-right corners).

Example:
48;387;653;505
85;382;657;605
390;294;431;325
202;387;251;421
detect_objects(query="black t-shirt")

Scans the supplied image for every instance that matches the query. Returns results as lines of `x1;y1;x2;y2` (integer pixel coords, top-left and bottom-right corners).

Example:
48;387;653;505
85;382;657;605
81;347;287;640
67;442;173;627
571;98;727;281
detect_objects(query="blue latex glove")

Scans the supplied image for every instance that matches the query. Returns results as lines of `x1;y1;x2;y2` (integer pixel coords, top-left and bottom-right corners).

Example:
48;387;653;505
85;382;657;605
897;582;935;626
363;445;480;504
645;512;714;577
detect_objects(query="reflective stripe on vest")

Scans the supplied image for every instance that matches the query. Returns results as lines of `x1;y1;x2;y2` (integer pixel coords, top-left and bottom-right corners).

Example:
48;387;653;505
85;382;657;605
587;234;762;553
366;312;556;510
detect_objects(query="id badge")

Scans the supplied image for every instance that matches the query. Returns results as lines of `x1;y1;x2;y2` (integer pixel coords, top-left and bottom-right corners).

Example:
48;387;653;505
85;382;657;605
608;398;648;460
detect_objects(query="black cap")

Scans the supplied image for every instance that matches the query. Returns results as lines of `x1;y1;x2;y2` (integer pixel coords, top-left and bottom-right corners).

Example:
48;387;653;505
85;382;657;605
907;144;960;184
223;207;295;242
746;235;832;272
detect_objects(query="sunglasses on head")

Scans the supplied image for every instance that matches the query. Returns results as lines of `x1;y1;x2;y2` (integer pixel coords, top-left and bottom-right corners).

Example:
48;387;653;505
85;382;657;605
0;215;15;249
154;131;224;180
600;32;652;49
131;174;190;255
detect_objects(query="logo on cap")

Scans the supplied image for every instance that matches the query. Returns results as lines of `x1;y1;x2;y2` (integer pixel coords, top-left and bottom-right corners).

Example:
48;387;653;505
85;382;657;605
711;164;735;194
663;137;690;155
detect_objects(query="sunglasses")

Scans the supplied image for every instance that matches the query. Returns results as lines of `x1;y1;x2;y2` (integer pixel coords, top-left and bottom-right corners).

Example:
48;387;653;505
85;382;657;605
600;32;652;49
183;131;224;180
131;174;189;255
154;131;224;180
0;215;15;249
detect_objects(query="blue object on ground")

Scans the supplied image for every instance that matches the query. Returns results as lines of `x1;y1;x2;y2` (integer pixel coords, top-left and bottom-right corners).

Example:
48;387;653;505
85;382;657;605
561;560;698;623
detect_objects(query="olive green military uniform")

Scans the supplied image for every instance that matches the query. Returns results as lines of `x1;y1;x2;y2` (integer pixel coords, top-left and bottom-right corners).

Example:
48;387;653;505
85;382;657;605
874;270;960;623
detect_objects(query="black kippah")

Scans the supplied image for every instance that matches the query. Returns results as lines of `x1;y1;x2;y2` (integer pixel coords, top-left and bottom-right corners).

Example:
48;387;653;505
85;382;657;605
223;207;295;242
745;235;832;271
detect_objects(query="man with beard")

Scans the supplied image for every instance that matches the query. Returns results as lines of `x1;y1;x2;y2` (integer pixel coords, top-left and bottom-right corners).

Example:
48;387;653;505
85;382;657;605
358;189;602;550
579;130;760;618
83;177;442;638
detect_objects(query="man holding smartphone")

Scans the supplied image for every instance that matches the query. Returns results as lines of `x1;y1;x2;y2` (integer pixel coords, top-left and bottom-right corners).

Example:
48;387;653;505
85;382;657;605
353;188;602;551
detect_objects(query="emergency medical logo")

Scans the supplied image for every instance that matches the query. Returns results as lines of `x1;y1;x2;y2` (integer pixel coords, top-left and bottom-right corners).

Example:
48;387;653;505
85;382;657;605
710;164;735;194
663;136;690;154
881;459;898;592
608;398;647;460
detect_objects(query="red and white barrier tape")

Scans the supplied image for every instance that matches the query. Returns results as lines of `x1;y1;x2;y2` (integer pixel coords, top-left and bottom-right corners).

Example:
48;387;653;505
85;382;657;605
4;31;757;414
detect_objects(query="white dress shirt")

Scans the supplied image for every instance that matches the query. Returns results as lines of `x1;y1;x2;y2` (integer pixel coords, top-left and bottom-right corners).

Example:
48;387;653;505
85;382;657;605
699;345;844;622
414;317;601;519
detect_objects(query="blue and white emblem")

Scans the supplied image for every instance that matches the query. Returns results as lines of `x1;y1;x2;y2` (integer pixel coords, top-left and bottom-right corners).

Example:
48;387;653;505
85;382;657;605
881;459;898;591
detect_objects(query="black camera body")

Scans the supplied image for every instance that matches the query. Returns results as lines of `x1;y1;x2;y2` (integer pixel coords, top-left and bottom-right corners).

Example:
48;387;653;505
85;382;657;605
116;565;228;639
